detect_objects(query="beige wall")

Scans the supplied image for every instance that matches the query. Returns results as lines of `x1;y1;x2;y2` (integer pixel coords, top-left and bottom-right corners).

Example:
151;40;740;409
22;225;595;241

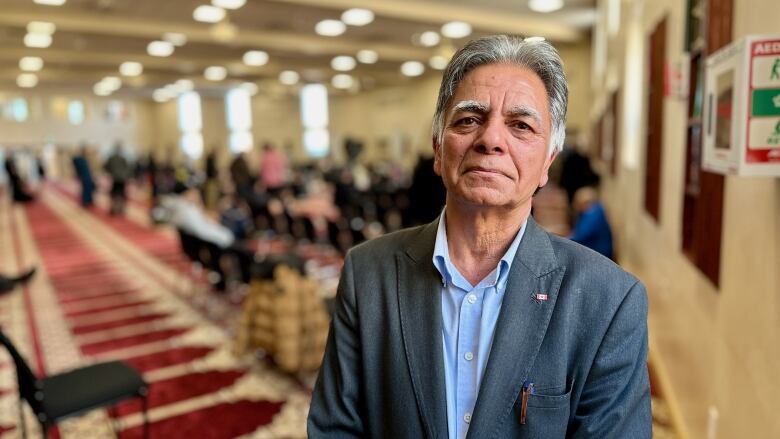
593;0;780;437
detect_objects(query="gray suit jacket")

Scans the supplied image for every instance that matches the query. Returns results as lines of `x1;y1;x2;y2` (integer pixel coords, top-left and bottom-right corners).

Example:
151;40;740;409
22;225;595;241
308;217;651;438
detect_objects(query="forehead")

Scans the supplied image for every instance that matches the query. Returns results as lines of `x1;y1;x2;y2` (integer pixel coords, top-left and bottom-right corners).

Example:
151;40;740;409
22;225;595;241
449;63;549;116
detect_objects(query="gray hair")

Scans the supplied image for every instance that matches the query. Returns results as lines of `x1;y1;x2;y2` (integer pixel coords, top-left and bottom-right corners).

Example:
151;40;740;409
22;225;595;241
432;35;568;156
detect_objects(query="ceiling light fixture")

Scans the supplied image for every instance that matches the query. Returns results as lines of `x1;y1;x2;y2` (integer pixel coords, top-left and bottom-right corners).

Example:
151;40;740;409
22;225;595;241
94;83;112;96
24;33;52;48
119;61;143;76
101;76;122;90
428;55;448;70
17;73;38;88
524;36;547;43
331;74;354;89
419;31;441;47
242;50;269;66
153;88;174;102
401;61;425;77
331;55;356;72
315;19;346;37
193;5;226;23
204;65;227;81
19;57;44;72
356;49;378;64
163;32;188;46
240;82;259;95
26;21;56;34
147;40;174;57
175;79;194;92
528;0;564;13
341;8;374;26
441;21;472;39
212;0;245;9
279;70;300;85
33;0;66;5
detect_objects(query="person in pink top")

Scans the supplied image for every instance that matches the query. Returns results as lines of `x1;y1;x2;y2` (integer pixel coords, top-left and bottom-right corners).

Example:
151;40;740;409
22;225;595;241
259;142;288;193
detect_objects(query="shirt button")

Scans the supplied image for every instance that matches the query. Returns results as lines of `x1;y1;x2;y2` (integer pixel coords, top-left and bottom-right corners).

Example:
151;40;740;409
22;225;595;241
467;294;477;304
464;352;474;361
464;412;472;423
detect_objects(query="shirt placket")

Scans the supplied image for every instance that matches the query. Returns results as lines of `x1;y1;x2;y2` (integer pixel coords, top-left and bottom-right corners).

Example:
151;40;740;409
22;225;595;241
456;287;483;439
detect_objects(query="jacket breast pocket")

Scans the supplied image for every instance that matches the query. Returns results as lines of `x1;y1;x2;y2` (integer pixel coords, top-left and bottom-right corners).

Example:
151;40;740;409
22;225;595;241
515;387;572;439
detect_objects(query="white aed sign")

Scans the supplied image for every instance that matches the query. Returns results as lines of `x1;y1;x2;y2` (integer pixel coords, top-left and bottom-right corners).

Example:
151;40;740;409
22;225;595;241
703;34;780;176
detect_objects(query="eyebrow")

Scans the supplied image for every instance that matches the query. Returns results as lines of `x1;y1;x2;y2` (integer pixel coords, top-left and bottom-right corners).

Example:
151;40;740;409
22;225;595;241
506;105;543;126
450;101;543;127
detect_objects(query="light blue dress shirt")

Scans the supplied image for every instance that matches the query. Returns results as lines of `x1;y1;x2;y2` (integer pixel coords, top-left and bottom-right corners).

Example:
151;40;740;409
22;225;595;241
433;213;527;439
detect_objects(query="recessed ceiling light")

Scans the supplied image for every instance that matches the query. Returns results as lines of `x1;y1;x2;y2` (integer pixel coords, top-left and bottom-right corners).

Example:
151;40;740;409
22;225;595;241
357;49;378;64
26;21;56;34
19;57;44;72
331;74;354;89
331;55;356;72
419;31;441;47
429;55;448;70
17;73;38;88
524;36;547;43
341;8;374;26
24;33;52;48
204;65;227;81
240;82;259;95
243;50;269;66
163;32;187;46
175;79;194;92
193;5;226;23
210;21;237;42
401;61;425;77
33;0;66;5
441;21;472;39
101;76;122;91
315;19;346;37
153;88;174;102
94;83;112;96
147;40;174;57
279;70;300;85
119;61;143;76
212;0;245;9
528;0;564;13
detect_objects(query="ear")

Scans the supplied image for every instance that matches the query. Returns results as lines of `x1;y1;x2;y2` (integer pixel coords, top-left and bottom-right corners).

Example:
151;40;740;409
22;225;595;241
432;136;442;176
538;150;559;188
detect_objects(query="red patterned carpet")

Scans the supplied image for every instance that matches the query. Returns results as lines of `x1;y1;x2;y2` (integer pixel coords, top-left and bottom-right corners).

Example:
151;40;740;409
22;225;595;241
0;189;309;438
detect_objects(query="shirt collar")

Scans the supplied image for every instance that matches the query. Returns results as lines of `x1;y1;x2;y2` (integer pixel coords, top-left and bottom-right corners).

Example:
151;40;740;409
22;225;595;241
433;209;527;291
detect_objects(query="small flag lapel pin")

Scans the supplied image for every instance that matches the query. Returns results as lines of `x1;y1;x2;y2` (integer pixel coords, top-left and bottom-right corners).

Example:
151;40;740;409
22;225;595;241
533;293;548;303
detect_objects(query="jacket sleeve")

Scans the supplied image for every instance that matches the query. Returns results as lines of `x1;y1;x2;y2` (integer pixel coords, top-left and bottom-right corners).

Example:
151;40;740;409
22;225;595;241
307;252;365;438
570;280;653;438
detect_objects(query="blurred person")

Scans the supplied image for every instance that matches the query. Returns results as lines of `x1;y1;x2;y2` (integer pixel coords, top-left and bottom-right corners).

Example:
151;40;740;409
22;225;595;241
558;142;599;204
259;142;288;194
104;143;133;215
4;153;34;203
203;149;220;211
569;186;614;260
72;145;96;207
229;152;254;203
407;154;447;226
309;35;650;438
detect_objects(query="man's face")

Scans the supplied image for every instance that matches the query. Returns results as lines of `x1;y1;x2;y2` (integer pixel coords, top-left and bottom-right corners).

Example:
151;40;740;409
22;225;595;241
434;63;558;212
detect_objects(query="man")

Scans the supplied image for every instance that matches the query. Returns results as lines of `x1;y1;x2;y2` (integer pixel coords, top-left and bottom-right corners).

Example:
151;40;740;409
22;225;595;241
104;144;132;215
308;35;651;438
569;186;614;260
72;145;96;207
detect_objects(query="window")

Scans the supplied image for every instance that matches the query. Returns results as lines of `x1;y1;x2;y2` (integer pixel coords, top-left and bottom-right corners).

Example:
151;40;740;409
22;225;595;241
67;100;85;125
106;100;127;122
177;91;204;160
300;84;330;158
681;0;732;287
5;98;29;122
226;88;253;153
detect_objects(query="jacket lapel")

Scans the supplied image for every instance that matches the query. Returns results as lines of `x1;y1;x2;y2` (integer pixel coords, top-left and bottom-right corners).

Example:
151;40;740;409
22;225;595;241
468;218;566;439
397;219;448;439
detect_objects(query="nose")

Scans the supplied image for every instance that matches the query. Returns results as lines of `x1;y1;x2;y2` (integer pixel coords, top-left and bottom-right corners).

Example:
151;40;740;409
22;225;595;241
474;116;507;154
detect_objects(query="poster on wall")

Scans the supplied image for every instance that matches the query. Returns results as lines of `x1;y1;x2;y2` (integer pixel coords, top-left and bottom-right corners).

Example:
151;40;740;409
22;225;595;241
745;38;780;163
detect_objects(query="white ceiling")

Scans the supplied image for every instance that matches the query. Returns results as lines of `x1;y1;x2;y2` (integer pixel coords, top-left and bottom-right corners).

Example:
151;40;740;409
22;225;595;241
0;0;596;98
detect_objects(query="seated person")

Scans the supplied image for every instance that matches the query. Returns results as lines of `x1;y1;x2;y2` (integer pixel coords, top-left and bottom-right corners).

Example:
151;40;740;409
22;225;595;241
569;186;614;260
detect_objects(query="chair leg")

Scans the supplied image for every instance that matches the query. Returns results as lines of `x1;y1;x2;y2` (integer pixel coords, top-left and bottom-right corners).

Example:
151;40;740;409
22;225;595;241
17;398;27;439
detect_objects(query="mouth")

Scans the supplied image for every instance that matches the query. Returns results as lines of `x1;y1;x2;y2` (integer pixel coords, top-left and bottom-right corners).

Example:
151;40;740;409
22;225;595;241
463;166;509;178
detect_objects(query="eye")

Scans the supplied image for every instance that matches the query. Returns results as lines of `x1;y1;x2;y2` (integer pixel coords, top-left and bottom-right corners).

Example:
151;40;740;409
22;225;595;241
511;121;534;131
454;116;479;126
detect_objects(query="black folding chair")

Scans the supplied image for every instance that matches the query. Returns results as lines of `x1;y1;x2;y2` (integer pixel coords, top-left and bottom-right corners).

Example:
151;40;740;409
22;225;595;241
0;329;149;438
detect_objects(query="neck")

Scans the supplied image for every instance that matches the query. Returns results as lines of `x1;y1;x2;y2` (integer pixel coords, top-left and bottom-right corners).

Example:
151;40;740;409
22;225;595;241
444;200;529;286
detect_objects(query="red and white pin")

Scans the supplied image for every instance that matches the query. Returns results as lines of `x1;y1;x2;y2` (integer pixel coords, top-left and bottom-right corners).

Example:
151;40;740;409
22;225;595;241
534;293;548;302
